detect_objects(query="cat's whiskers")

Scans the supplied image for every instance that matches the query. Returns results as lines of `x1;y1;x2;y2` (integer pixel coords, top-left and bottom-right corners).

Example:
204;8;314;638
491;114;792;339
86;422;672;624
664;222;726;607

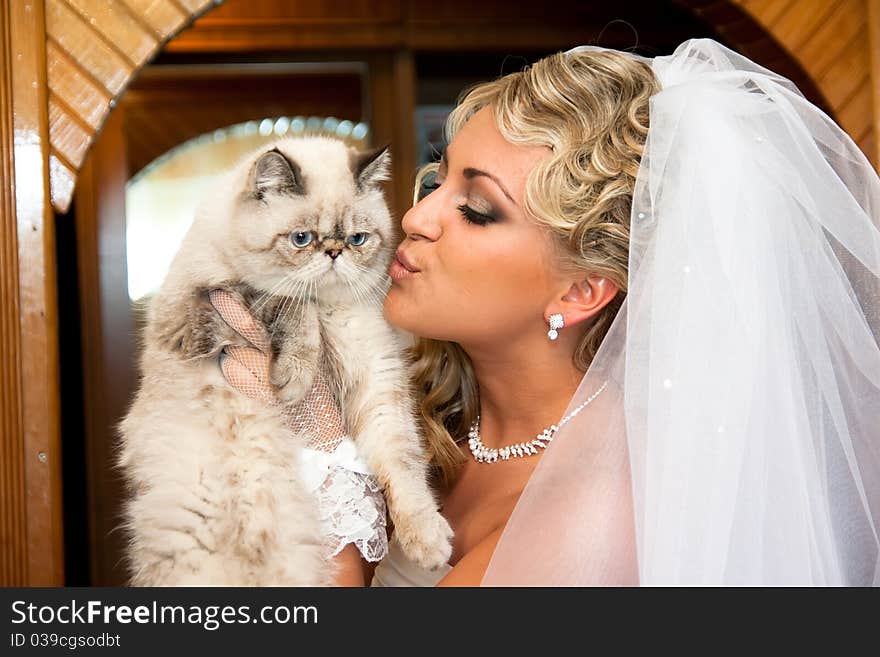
274;261;324;338
344;261;385;307
251;279;300;346
268;275;307;343
248;272;298;317
279;276;315;339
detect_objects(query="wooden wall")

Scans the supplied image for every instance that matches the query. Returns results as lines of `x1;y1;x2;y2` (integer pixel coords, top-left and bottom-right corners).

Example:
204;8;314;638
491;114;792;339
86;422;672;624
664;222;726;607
1;0;63;587
732;0;880;167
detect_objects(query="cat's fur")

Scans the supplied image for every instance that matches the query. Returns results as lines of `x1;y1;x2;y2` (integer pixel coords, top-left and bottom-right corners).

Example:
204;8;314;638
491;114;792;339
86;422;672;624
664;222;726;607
117;136;453;586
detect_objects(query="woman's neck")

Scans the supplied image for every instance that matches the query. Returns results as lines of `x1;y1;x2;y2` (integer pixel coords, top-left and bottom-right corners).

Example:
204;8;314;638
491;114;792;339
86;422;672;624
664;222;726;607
463;336;586;451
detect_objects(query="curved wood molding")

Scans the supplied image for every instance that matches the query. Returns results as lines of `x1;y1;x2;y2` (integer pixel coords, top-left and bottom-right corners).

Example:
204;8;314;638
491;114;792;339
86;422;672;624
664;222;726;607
45;0;217;214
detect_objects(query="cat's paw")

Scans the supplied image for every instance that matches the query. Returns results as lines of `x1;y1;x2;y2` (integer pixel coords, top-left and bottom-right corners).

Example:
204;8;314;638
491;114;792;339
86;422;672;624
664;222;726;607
272;363;314;405
394;508;454;571
161;289;235;360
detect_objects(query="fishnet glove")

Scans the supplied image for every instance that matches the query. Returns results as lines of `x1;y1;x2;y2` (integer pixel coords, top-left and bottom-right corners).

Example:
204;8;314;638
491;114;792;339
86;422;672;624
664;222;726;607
208;289;388;562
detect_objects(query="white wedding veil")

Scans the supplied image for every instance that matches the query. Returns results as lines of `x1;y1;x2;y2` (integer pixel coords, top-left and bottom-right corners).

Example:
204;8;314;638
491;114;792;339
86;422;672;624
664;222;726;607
482;38;880;585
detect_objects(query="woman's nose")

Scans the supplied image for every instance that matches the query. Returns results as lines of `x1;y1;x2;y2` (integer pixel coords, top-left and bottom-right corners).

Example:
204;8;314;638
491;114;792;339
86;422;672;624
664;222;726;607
401;192;443;241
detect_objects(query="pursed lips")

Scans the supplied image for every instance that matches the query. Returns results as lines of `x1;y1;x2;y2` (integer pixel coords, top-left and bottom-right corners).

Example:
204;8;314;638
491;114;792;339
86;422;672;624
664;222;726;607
394;249;421;273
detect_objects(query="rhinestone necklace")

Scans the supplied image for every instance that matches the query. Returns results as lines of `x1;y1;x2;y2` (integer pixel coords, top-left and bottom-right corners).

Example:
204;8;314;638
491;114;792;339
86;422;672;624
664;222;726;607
467;380;609;463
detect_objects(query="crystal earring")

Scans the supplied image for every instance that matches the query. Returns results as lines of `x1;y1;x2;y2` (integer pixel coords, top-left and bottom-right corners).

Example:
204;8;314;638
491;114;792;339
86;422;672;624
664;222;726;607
547;313;564;341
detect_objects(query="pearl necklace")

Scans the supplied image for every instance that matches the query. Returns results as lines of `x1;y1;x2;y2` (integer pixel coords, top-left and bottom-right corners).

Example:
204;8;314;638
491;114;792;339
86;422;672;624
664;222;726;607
467;380;609;463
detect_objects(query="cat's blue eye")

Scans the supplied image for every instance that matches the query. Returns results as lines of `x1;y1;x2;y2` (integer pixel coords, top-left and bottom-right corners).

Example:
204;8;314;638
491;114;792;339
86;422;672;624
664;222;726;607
348;232;368;246
291;231;313;248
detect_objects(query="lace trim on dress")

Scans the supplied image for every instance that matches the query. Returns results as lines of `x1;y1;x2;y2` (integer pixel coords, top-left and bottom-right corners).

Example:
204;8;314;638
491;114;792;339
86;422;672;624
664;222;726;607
317;466;388;562
299;438;388;563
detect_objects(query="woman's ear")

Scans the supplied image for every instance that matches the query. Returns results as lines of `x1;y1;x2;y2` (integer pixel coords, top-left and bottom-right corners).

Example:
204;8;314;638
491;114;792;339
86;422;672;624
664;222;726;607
545;274;619;329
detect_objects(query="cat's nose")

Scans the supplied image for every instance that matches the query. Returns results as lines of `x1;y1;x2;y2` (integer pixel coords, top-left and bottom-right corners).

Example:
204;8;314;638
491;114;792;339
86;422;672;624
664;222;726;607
326;249;342;259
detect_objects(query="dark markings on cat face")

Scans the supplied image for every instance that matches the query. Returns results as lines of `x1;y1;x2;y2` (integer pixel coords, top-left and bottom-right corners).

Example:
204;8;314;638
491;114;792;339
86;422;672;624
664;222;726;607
349;143;391;193
232;142;390;285
248;148;306;200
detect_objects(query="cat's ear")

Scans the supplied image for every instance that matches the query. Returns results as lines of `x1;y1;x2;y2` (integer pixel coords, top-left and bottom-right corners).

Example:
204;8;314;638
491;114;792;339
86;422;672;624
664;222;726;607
249;148;304;199
350;143;391;192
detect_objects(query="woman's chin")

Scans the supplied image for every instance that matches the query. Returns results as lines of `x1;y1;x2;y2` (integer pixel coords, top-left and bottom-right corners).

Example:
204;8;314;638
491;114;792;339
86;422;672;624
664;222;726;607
382;289;401;323
382;288;416;330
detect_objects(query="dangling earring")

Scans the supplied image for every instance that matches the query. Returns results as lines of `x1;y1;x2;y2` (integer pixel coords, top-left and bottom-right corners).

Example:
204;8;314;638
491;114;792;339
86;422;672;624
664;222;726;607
547;313;564;341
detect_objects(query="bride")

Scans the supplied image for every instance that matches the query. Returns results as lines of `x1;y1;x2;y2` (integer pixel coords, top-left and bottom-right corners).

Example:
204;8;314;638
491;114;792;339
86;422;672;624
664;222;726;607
211;38;880;586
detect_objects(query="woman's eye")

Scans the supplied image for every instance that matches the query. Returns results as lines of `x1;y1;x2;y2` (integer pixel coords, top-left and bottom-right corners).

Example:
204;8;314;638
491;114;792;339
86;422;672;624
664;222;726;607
348;232;368;246
290;231;313;248
457;204;496;226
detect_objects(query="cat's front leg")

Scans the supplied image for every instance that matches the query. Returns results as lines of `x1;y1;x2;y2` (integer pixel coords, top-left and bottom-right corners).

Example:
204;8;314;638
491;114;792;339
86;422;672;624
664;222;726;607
264;300;322;404
349;371;454;570
154;287;243;360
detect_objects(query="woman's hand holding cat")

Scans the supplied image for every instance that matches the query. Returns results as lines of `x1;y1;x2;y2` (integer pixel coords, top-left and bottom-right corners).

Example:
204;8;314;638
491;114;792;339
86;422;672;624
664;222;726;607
207;289;389;584
208;288;281;406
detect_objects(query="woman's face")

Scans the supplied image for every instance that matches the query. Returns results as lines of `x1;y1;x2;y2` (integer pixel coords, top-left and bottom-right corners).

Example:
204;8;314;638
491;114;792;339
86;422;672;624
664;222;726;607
383;105;560;348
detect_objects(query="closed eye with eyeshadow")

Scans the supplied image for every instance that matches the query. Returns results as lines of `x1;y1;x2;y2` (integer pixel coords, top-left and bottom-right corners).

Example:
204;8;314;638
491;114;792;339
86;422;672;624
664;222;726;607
419;152;500;226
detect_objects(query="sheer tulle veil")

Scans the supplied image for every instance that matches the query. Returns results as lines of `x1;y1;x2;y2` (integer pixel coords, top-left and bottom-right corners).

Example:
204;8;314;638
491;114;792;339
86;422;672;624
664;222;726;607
482;38;880;585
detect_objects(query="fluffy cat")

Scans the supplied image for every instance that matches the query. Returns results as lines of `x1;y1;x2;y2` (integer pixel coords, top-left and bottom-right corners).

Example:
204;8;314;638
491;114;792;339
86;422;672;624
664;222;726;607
117;136;454;586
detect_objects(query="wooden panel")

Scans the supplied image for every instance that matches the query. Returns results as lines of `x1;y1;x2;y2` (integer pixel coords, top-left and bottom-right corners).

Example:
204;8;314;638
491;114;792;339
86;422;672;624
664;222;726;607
167;0;401;51
48;96;91;169
732;0;876;165
683;0;833;113
0;0;27;587
858;131;875;164
819;29;871;112
740;0;797;27
3;0;65;586
392;48;416;224
122;65;365;176
166;21;403;51
836;78;873;141
170;0;709;52
870;0;880;165
771;0;842;49
797;0;866;77
176;0;216;12
366;52;396;218
128;0;188;37
49;152;76;212
65;0;159;67
201;0;402;21
75;108;136;586
46;40;111;130
45;0;135;95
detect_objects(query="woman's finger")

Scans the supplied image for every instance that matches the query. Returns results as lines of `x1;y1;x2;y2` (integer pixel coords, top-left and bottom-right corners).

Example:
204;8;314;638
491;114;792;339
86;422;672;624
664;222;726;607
208;289;272;353
282;369;348;452
219;346;277;404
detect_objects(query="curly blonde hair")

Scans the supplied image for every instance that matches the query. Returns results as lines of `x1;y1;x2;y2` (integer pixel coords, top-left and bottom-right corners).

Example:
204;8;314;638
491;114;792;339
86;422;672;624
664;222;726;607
409;49;660;487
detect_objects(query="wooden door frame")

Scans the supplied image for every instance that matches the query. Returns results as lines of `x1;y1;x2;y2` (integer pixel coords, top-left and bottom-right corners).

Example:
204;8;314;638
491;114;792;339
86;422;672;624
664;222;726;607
0;0;64;586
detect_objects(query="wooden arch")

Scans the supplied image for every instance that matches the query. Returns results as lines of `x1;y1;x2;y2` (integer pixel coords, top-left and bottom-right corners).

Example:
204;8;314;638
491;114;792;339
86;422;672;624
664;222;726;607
1;0;878;585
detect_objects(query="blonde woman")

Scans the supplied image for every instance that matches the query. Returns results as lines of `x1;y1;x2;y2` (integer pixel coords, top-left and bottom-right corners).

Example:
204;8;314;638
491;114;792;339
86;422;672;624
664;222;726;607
213;39;880;586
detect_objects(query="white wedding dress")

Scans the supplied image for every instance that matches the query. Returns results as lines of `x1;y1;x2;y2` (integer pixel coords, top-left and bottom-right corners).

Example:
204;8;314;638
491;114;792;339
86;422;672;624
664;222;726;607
370;537;452;587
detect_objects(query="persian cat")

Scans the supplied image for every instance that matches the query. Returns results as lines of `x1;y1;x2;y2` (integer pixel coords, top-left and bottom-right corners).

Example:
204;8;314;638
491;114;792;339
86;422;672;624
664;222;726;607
117;136;453;585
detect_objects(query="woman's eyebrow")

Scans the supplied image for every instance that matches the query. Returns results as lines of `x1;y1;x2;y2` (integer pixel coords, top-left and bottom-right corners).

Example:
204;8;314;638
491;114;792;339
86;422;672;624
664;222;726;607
439;146;517;207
